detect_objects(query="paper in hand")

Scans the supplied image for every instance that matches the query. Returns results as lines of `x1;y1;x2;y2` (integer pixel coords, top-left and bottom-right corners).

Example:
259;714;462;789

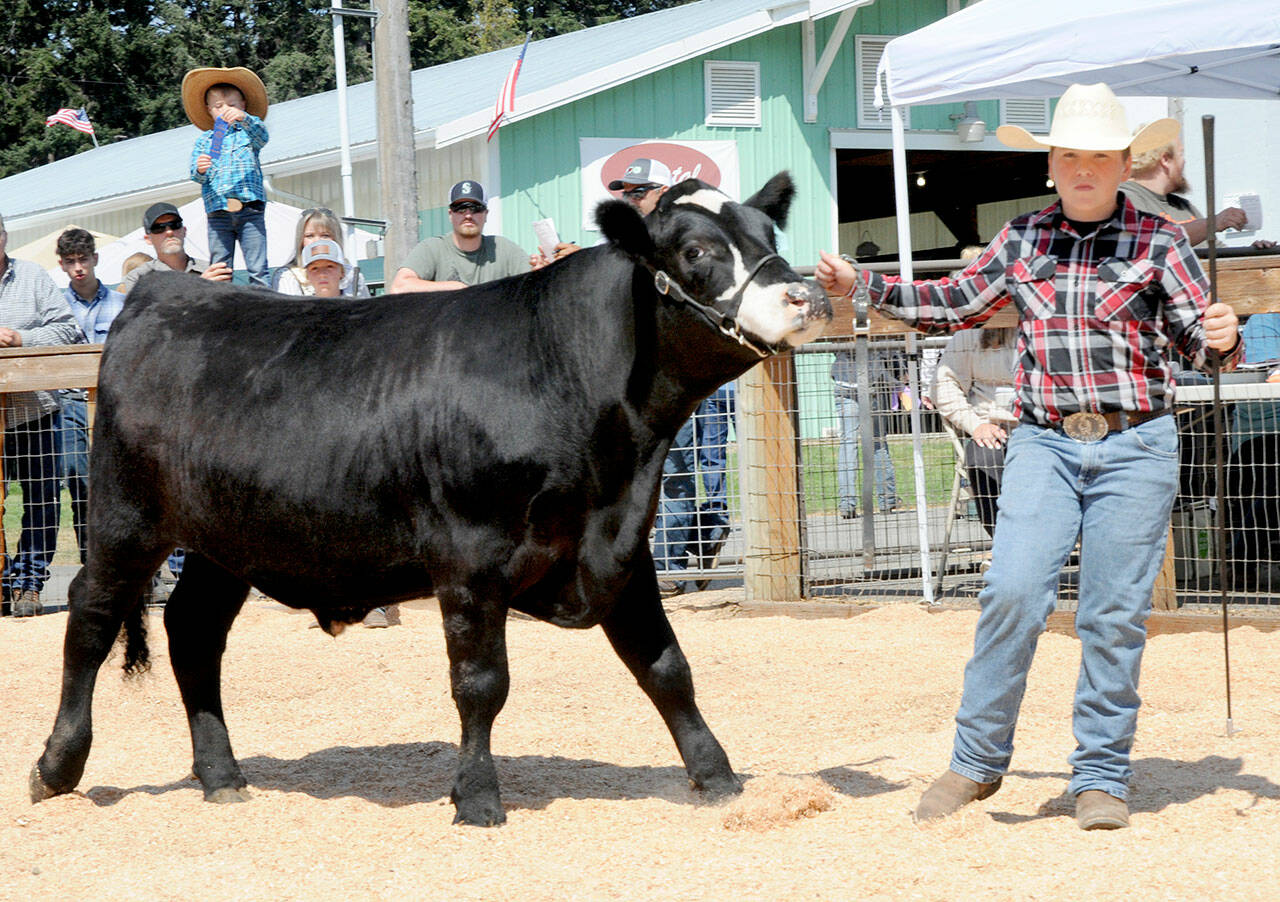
1225;192;1263;231
533;218;560;260
209;118;230;164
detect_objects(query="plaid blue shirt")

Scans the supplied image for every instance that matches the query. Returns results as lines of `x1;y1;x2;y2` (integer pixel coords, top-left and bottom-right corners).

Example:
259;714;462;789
190;113;268;213
865;195;1241;427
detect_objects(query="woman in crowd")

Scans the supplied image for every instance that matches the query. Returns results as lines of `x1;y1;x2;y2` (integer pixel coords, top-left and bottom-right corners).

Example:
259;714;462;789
272;207;371;297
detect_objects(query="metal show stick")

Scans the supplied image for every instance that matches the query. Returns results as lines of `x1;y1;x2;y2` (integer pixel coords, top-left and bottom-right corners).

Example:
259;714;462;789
1202;113;1235;737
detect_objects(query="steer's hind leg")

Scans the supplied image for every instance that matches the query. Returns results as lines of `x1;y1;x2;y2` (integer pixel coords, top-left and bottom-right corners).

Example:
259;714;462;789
601;566;742;798
163;553;252;802
438;582;510;826
32;560;158;802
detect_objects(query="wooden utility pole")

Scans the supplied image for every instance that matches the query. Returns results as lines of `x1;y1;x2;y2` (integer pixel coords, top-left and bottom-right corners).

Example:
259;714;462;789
373;0;419;279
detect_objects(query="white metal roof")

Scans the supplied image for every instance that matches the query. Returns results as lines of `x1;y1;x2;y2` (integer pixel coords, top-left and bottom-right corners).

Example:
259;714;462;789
0;0;867;225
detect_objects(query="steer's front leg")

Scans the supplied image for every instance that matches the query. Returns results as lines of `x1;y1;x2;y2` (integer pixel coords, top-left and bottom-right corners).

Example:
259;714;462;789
439;583;510;826
601;561;742;798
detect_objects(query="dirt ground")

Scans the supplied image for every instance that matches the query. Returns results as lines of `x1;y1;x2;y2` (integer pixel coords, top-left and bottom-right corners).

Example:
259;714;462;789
4;591;1280;900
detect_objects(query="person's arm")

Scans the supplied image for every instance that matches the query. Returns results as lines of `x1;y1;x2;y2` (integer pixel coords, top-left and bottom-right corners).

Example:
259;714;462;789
816;230;1011;334
1160;229;1242;371
1179;207;1249;247
931;337;986;437
240;113;269;150
389;268;468;293
190;132;213;182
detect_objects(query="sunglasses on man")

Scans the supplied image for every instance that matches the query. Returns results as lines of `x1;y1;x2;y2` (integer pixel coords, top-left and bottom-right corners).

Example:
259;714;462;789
621;185;659;199
149;218;184;234
450;202;487;215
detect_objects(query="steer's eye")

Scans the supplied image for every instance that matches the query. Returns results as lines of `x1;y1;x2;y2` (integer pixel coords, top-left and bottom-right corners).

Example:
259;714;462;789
683;246;706;264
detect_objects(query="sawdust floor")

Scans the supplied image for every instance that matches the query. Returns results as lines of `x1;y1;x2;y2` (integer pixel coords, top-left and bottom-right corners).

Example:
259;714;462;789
3;591;1280;900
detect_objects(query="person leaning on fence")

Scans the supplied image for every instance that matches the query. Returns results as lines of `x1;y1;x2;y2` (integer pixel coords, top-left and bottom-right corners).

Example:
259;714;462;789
272;207;370;298
185;66;271;288
55;228;125;564
930;327;1018;539
0;213;86;617
816;83;1242;831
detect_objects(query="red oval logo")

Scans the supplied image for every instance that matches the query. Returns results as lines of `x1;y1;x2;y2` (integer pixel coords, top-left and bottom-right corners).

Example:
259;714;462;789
601;142;722;191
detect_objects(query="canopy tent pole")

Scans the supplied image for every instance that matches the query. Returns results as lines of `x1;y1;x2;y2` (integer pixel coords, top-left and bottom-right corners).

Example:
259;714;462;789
890;104;936;605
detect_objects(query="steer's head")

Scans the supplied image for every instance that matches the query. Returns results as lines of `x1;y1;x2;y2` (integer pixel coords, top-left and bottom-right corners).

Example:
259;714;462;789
597;172;832;354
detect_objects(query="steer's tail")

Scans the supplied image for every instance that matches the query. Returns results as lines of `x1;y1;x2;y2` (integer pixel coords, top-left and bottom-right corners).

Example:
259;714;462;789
120;600;151;677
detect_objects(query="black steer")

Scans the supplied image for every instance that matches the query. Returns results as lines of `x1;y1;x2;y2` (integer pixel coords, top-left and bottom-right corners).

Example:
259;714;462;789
31;173;831;825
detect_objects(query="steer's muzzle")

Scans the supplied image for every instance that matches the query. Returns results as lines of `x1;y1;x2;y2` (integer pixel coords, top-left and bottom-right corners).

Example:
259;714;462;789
783;277;834;327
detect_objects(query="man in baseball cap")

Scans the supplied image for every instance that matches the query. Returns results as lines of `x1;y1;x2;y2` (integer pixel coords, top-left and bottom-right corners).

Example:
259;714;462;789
119;202;232;294
608;158;673;216
390;180;531;293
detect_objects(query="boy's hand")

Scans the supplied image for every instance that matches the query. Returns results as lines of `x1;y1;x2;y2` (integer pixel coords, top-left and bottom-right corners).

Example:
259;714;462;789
219;107;246;124
1203;301;1239;352
815;249;857;296
196;154;213;175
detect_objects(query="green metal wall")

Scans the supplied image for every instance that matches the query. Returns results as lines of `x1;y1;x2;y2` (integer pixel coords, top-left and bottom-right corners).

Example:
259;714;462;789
495;0;961;262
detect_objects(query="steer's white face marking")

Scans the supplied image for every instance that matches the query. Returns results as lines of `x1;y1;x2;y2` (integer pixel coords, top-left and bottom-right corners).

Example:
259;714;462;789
674;189;728;214
716;244;825;348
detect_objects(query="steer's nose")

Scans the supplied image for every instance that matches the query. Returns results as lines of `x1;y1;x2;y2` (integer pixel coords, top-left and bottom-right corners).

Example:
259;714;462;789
786;279;834;320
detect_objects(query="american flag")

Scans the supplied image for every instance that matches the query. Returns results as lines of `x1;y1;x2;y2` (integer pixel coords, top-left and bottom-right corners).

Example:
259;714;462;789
487;32;531;142
45;107;95;136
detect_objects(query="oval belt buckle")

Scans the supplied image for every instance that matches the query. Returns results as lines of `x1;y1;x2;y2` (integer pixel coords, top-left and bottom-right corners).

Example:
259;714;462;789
226;198;243;212
1062;411;1108;443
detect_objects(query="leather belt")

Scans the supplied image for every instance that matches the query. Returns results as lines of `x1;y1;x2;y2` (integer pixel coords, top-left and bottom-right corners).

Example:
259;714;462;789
1044;408;1172;442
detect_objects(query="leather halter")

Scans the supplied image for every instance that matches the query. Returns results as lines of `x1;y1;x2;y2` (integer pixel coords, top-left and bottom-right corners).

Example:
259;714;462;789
644;252;785;359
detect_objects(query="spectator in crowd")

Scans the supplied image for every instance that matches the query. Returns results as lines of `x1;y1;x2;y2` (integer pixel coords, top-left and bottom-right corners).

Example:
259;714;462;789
830;346;903;518
117;251;153;289
118;202;232;293
389;181;531;293
272;207;370;297
597;158;734;596
1224;313;1280;591
55;228;125;563
185;66;271;287
930;327;1018;537
816;83;1241;830
0;213;85;617
1120;134;1276;249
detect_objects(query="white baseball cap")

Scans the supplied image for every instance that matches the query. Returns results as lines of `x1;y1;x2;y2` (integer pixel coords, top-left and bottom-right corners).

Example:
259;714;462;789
300;240;346;268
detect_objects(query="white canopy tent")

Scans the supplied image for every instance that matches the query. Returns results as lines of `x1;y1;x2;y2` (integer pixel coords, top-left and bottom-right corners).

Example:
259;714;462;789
871;0;1280;601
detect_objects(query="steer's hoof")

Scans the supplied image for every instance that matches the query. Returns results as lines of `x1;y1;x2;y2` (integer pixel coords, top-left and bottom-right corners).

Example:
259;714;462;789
452;800;507;827
205;785;253;804
29;763;61;803
694;771;744;800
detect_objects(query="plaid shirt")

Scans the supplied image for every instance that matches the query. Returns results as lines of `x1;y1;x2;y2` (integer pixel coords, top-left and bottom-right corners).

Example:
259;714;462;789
0;256;85;425
190;113;268;213
865;195;1241;427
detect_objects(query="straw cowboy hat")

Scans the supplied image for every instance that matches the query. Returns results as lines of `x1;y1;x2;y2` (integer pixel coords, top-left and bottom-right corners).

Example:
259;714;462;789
181;67;268;131
996;83;1179;154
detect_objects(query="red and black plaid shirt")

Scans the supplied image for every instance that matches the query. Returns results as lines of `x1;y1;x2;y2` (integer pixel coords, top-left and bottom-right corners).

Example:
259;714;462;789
866;195;1240;427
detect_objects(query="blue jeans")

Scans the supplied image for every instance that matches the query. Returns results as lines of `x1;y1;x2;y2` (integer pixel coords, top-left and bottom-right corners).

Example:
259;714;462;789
949;417;1179;800
835;392;898;513
207;203;268;288
54;397;90;563
3;413;63;595
653;385;735;573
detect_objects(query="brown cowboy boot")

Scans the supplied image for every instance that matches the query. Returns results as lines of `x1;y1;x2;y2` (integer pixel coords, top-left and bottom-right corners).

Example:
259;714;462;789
915;770;1002;822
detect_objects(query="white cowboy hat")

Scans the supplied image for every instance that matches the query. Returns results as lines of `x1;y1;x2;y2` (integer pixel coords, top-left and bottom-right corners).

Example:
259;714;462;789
996;83;1179;154
181;67;269;132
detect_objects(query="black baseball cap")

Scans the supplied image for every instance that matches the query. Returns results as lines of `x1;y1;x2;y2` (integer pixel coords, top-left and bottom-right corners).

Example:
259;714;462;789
449;180;487;208
143;202;182;232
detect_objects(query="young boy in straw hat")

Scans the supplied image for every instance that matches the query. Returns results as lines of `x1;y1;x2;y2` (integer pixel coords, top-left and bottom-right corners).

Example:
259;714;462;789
184;66;270;287
816;83;1242;831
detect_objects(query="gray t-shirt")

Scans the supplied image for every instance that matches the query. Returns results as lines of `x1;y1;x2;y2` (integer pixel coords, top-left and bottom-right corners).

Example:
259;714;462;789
119;255;209;294
1119;182;1203;233
401;235;528;286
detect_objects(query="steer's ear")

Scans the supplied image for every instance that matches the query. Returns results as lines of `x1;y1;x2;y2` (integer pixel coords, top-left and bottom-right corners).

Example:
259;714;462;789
596;199;656;262
744;171;795;229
